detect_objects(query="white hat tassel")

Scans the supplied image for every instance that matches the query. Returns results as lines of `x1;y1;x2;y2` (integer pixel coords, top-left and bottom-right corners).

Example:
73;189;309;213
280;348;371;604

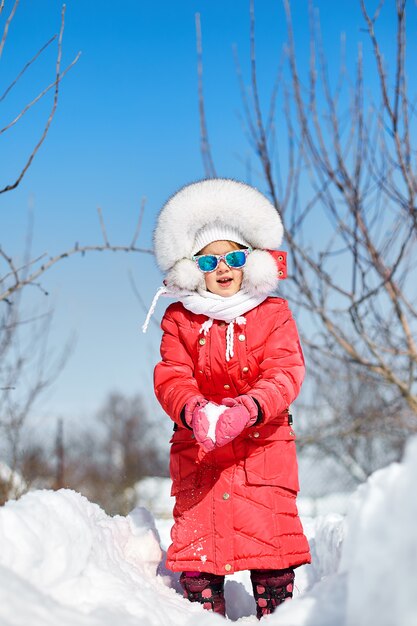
141;285;167;333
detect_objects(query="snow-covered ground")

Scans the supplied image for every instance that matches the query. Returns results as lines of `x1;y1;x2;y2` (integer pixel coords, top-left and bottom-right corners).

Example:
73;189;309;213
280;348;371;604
1;437;417;626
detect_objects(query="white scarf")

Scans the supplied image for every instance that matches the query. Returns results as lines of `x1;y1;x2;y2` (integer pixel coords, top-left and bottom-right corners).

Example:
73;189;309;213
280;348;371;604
178;287;266;322
142;286;267;361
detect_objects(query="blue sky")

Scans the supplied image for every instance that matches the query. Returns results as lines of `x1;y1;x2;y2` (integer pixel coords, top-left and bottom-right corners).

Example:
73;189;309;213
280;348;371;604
0;0;405;426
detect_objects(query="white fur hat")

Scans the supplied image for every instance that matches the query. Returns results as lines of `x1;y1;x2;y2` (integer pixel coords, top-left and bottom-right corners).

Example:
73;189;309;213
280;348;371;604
153;178;284;294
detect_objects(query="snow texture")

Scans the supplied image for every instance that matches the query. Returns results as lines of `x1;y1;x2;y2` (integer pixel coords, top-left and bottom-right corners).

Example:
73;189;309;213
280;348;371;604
1;435;417;625
204;401;227;443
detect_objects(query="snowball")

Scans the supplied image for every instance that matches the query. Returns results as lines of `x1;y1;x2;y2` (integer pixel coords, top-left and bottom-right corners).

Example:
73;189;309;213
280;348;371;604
203;401;227;442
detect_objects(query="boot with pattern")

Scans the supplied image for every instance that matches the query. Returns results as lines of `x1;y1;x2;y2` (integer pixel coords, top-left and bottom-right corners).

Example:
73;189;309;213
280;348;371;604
250;568;295;620
180;571;226;616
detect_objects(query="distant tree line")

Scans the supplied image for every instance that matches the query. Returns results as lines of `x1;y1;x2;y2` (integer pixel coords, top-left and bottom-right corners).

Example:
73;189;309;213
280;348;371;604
0;391;169;513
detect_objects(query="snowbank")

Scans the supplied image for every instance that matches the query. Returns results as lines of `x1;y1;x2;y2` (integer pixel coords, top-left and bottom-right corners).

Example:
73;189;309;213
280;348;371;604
1;436;417;625
341;438;417;626
0;489;219;626
268;436;417;626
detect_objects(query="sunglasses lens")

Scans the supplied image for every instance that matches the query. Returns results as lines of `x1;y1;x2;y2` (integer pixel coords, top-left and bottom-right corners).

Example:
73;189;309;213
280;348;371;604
197;255;218;272
225;250;247;268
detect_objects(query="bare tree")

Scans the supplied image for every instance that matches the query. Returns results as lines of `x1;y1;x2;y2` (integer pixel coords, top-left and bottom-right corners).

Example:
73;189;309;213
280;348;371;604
0;203;153;503
195;0;417;479
280;0;417;415
297;361;412;485
1;1;152;308
0;2;152;503
0;277;70;504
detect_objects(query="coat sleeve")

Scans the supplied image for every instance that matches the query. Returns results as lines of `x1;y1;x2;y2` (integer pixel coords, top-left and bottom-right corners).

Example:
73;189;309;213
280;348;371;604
249;302;305;423
154;307;201;426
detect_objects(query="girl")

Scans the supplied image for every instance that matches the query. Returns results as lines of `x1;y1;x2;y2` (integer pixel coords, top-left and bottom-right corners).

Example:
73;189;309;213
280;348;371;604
143;178;311;619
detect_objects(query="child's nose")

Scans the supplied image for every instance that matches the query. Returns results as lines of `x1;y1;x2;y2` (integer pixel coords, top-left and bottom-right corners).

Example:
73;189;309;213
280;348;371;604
217;259;229;271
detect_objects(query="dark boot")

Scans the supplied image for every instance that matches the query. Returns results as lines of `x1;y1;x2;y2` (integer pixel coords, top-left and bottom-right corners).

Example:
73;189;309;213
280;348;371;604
250;568;295;620
180;571;226;616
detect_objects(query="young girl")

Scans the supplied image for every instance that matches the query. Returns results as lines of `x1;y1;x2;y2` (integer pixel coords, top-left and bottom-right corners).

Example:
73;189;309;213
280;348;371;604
143;178;311;619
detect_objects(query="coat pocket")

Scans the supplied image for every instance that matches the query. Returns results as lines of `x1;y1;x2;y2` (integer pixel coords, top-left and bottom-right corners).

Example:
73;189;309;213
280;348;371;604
244;425;300;492
169;429;201;495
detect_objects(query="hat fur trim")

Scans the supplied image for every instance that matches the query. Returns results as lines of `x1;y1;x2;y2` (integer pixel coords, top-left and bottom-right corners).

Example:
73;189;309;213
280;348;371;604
154;178;283;272
242;249;280;295
165;258;205;292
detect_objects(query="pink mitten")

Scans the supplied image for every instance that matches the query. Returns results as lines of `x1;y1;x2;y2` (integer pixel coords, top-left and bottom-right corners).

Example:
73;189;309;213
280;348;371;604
215;396;259;447
184;396;208;428
191;402;225;452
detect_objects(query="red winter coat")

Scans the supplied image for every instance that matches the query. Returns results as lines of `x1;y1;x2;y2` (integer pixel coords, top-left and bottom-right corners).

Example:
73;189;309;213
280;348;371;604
154;297;311;575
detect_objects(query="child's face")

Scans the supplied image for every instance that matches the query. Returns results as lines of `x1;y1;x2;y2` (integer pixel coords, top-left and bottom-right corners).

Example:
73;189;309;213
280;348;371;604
198;240;244;297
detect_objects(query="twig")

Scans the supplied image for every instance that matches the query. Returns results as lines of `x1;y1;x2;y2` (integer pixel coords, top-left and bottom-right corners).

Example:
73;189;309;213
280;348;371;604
0;35;57;103
97;207;110;247
1;243;154;303
130;197;146;248
0;55;79;135
248;0;279;210
195;12;216;178
128;271;160;330
0;5;81;194
0;0;19;60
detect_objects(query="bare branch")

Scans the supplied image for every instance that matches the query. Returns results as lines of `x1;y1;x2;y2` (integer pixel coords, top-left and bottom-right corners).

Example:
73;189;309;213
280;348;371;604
97;207;110;247
128;270;160;330
195;13;216;178
0;5;81;195
0;0;19;60
130;197;146;248
0;54;79;135
1;242;154;304
248;0;280;210
0;35;57;102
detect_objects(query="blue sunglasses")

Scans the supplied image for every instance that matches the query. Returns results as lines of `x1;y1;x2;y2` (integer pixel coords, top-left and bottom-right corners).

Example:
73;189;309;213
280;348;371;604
193;247;252;273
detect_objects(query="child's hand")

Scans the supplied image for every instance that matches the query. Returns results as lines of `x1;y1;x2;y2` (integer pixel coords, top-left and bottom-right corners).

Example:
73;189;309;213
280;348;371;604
215;396;259;447
184;396;208;428
192;402;227;452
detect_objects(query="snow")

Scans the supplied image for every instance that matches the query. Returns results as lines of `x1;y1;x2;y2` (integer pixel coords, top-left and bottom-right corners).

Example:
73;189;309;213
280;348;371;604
130;476;175;519
297;492;352;517
204;402;227;443
1;436;417;625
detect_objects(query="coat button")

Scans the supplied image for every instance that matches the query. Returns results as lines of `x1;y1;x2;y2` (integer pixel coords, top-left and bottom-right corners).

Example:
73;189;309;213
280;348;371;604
278;270;284;277
290;430;295;436
223;384;230;390
278;255;284;261
222;492;230;500
199;338;206;345
242;366;249;373
238;334;245;341
224;564;232;572
253;432;260;438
